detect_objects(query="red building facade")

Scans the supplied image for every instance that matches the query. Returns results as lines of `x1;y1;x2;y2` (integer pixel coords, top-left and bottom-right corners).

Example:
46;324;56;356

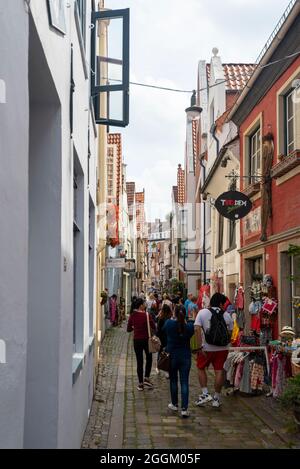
230;3;300;338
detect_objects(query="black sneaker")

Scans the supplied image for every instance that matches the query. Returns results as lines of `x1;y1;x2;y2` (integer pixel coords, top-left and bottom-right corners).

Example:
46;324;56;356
137;384;144;391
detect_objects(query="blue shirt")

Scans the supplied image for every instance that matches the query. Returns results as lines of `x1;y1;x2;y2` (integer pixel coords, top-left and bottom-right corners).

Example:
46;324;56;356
184;299;191;316
162;319;194;354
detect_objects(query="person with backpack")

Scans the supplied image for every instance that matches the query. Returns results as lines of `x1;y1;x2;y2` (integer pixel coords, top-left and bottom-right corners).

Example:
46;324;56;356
194;293;233;408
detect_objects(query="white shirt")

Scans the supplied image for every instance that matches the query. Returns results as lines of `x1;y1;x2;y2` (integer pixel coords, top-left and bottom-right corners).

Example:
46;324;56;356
194;307;234;352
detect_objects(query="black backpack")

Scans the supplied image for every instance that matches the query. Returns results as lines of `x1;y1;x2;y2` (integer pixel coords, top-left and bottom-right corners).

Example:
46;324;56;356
204;308;231;346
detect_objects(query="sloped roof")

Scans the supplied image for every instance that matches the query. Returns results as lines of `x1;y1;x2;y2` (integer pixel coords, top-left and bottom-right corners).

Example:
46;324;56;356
206;63;256;91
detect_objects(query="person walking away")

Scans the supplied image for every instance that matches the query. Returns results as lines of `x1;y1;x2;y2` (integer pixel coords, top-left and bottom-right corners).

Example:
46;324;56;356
163;306;194;418
194;293;233;408
146;293;158;323
184;293;193;318
161;293;173;309
130;296;137;315
109;294;118;326
187;296;199;321
127;298;155;391
156;304;172;375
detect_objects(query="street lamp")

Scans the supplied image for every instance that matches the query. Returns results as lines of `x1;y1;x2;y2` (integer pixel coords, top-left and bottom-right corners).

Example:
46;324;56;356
185;90;202;122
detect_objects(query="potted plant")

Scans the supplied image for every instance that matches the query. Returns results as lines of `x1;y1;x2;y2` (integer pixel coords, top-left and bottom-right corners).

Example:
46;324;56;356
280;374;300;430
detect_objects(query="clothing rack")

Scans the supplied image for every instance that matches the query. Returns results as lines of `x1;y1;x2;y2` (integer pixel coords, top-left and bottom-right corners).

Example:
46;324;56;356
228;346;270;375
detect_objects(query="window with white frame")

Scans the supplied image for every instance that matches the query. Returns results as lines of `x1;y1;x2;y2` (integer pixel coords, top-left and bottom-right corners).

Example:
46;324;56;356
249;127;261;181
285;89;295;155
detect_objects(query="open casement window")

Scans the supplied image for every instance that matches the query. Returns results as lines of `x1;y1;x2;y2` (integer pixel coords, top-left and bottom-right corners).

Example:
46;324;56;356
91;8;130;127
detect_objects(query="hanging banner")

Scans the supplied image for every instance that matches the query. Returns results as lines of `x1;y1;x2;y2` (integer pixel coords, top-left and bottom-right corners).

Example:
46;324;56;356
215;190;252;220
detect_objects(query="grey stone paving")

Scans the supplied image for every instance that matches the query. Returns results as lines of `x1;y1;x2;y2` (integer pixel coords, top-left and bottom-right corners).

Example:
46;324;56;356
83;324;300;449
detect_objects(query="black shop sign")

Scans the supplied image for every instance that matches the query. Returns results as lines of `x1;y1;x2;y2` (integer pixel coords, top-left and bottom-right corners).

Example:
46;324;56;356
215;191;252;220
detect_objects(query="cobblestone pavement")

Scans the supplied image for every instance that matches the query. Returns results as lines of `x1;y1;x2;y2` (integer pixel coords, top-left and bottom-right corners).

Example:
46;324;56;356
82;326;125;449
83;325;300;449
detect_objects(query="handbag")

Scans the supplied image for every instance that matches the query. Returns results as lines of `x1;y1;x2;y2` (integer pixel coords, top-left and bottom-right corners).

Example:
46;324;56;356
146;313;161;353
157;350;170;372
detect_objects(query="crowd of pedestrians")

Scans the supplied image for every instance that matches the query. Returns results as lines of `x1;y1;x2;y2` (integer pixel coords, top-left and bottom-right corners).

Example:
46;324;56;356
126;287;234;418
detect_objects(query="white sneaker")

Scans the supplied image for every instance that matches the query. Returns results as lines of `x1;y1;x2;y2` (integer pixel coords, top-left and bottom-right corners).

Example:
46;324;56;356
195;393;213;406
212;397;221;408
168;403;178;411
155;367;160;375
181;409;190;418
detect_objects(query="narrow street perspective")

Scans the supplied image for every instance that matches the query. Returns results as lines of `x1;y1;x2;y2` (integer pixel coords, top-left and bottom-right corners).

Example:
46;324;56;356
82;325;300;449
1;0;300;454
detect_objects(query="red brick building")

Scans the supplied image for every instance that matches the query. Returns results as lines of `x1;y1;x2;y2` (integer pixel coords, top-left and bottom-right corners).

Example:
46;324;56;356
229;1;300;337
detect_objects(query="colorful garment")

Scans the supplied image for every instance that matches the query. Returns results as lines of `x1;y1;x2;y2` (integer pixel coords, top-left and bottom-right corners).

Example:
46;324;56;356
251;363;264;391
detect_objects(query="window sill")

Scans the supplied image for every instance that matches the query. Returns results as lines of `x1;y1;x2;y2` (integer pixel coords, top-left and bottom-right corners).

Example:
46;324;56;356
271;150;300;179
215;252;224;259
72;353;84;385
74;4;88;80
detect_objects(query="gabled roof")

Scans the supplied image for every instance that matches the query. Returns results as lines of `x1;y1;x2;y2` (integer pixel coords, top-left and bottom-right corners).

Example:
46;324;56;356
206;63;256;91
135;191;145;204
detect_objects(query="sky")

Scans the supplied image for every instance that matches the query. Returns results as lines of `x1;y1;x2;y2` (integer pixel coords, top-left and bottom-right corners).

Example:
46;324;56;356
105;0;291;221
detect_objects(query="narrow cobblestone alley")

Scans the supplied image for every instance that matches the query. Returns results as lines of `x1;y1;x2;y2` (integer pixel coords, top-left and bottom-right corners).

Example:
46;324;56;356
82;325;300;450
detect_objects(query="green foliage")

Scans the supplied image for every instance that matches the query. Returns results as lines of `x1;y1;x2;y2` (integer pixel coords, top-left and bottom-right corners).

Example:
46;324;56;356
280;374;300;409
287;245;300;257
168;278;185;296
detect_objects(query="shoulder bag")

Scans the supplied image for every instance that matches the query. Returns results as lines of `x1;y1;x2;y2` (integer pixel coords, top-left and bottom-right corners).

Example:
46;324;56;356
146;313;161;353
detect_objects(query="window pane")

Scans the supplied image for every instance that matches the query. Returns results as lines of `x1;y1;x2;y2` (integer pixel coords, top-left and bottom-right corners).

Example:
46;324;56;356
288;119;294;150
287;93;294;120
109;90;123;122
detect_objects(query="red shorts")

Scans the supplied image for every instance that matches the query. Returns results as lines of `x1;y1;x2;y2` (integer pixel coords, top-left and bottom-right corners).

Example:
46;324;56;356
197;350;229;371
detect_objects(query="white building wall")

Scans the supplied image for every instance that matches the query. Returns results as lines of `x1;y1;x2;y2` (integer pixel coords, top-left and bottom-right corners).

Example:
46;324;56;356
0;0;98;449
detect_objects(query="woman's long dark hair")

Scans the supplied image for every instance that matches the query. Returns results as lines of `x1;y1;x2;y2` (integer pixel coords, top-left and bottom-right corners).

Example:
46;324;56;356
174;305;186;335
160;304;172;321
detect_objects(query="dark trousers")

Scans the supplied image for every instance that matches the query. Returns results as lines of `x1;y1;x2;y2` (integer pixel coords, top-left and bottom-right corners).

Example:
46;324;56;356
133;339;153;384
169;351;191;410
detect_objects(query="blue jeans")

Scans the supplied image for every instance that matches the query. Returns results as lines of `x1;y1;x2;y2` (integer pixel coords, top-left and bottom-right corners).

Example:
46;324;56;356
169;351;191;410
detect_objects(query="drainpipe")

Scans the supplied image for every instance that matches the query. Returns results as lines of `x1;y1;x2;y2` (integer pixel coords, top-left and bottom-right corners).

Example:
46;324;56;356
200;156;207;284
211;123;220;158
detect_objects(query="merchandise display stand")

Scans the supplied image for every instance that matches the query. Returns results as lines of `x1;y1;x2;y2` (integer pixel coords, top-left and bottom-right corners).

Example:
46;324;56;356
228;346;270;375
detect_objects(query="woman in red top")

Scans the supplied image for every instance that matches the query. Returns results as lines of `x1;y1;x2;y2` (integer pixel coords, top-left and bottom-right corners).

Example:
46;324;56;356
127;298;156;391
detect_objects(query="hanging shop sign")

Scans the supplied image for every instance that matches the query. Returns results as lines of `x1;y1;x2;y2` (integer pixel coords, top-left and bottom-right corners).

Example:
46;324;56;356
106;258;125;269
215;190;252;220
